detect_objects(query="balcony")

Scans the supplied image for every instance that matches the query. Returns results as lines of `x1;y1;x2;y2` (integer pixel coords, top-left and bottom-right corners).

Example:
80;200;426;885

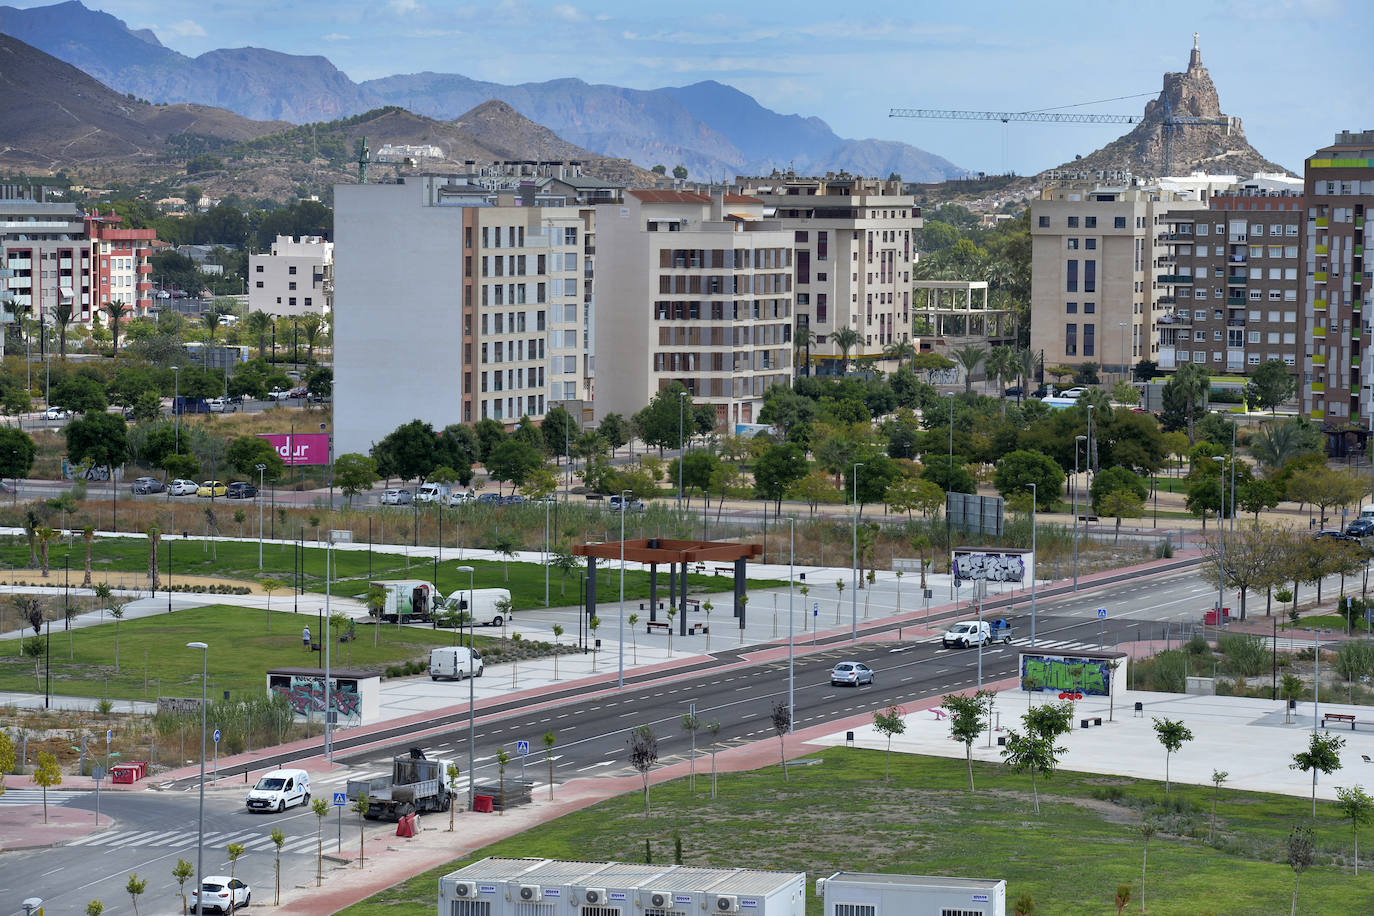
1229;234;1248;242
1158;274;1193;284
1226;275;1248;285
1156;296;1176;305
1312;382;1326;394
1227;319;1247;327
1316;244;1329;255
1229;255;1247;263
1314;327;1328;338
1312;353;1326;366
1314;298;1328;310
1316;272;1328;283
6;259;31;270
1227;295;1247;306
1316;217;1329;228
1356;273;1365;284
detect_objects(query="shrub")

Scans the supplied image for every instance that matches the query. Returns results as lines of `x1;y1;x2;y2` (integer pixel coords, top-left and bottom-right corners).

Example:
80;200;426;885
1149;650;1188;693
1186;633;1210;656
1334;640;1374;682
1219;633;1267;676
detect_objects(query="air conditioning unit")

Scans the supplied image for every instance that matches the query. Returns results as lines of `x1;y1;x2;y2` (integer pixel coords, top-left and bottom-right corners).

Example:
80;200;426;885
712;895;740;913
452;882;476;899
579;887;607;906
517;885;543;902
646;890;673;908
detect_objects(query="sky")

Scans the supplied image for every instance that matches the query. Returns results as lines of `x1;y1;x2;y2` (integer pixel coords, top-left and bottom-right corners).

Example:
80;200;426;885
17;0;1371;175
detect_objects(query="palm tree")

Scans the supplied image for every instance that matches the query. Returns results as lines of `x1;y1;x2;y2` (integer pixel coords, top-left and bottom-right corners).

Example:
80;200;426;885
53;303;72;360
1250;418;1312;476
104;300;129;357
1016;347;1039;396
792;325;815;377
883;339;916;369
300;314;324;363
244;310;273;360
832;326;860;376
203;306;229;344
1171;362;1209;445
951;343;987;393
985;345;1016;413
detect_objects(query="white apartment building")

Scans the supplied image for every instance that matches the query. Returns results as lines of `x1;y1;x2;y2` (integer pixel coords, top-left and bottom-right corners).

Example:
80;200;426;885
333;176;594;455
737;175;919;372
594;190;793;426
248;235;333;318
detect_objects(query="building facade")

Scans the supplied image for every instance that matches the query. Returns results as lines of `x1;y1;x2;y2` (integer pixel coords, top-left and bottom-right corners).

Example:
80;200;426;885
594;190;793;426
1030;182;1207;380
737;175;919;371
87;214;156;320
248;235;334;318
1302;130;1374;429
1;198;89;340
1158;189;1304;379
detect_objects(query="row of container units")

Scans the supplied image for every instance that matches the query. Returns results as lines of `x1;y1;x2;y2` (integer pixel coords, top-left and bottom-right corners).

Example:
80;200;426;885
438;858;805;915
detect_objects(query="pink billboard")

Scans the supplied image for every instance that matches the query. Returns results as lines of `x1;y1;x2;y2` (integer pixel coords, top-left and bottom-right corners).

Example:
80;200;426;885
259;432;330;466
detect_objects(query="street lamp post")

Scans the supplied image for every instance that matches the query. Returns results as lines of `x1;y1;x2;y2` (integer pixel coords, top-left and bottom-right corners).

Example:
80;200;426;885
323;540;333;762
1119;321;1128;383
171;366;180;453
946;392;955;550
1214;455;1226;630
1073;435;1087;591
1029;482;1038;648
457;565;476;810
851;462;863;642
544;498;551;607
255;463;266;570
186;640;208;916
787;516;795;732
677;391;687;509
619;488;630;688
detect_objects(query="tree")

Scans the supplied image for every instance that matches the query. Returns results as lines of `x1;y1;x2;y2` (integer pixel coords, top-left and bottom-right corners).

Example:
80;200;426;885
627;724;659;814
350;791;370;863
333;453;378;505
651;164;666;175
1090;465;1147;514
920;456;977;495
911;351;956;383
173;858;194;915
519;466;557;501
951;343;987;393
64;410;130;472
52;374;109;415
872;704;907;781
675;450;721;508
311;797;328;885
994;450;1064;509
1250;417;1322;475
33;750;62;823
1113;884;1131;916
1208;769;1229;845
486;439;545;490
1287;824;1315;916
788;469;843;515
126;872;147;916
942;691;994;791
985;345;1016;413
598;413;630;453
245;310;273;360
1246;358;1297;414
226;434;284;480
1152;717;1194;793
752;443;808;515
0;730;13;798
832;327;860;375
1292;731;1345;816
1160;362;1209;444
1098;489;1144;544
1001;726;1060;815
1236;477;1281;520
225;841;245;914
1138;818;1157;914
370;419;440;482
300;313;324;362
0;427;35;484
706;720;722;798
671;164;688;179
104;300;129;357
543;731;557;801
770;700;791;778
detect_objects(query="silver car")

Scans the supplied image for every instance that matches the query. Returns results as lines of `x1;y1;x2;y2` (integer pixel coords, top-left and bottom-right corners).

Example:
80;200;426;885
830;662;874;687
381;488;413;506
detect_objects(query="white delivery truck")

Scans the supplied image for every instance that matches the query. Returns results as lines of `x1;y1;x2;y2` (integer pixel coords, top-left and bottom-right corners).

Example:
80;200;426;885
416;482;452;504
442;587;512;627
372;579;439;624
429;646;485;681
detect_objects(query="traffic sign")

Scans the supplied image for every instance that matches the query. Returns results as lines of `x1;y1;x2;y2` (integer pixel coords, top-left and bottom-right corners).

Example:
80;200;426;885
91;765;106;781
1097;608;1107;619
105;729;111;744
213;728;221;743
812;602;819;617
516;740;530;756
333;792;346;806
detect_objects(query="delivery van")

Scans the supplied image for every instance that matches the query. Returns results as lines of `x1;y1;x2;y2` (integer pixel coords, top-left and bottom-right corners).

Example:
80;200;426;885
429;646;485;681
246;768;311;812
441;587;512;627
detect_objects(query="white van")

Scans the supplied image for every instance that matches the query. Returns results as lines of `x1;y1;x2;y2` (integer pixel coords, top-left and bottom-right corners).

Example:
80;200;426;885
246;768;311;812
1360;504;1374;521
416;482;452;504
430;646;485;681
443;587;512;627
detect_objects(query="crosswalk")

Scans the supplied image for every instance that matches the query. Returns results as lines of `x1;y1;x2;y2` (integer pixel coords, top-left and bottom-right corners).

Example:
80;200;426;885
0;788;86;807
907;635;1107;652
66;825;322;855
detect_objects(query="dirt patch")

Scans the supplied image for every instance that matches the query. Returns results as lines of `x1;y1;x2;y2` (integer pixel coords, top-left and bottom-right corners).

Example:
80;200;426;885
0;570;264;594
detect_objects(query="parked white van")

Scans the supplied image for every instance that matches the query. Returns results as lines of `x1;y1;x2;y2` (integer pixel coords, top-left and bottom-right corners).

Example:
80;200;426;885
1359;504;1374;521
246;768;311;812
442;587;512;627
429;646;485;681
416;482;452;504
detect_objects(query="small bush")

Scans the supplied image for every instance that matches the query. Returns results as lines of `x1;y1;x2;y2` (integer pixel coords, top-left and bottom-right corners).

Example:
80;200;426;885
1186;633;1210;656
1219;633;1267;676
1154;540;1174;559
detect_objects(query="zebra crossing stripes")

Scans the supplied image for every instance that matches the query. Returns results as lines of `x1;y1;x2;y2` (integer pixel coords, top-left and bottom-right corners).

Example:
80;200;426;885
0;788;86;806
909;634;1103;652
66;827;320;855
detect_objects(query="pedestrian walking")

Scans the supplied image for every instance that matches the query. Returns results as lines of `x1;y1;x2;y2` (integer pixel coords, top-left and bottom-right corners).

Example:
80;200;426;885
302;625;311;650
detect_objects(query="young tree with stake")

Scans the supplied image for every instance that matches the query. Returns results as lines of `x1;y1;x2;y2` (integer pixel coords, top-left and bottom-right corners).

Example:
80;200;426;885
1151;717;1194;794
543;731;557;801
311;797;328;885
1334;785;1374;875
270;829;286;905
770;700;791;779
942;690;994;792
172;858;193;915
628;725;659;813
1291;731;1345;816
351;791;370;864
872;704;907;781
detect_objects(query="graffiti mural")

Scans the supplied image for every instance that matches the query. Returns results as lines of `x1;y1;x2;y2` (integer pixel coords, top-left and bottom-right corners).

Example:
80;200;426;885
269;675;362;724
1020;654;1113;697
953;551;1026;583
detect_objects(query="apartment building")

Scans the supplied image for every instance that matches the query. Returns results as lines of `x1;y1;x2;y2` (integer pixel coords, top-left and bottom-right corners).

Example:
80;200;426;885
1030;182;1207;379
248;235;334;318
86;213;156;320
1;197;89;341
594;190;793;426
1302;130;1374;428
1157;190;1304;378
736;175;919;370
333;175;596;455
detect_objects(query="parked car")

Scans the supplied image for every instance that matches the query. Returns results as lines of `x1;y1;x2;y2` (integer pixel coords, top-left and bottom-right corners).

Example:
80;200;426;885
44;406;71;420
1315;529;1360;543
170;478;199;496
447;490;476;507
0;481;13;495
131;476;165;495
268;387;293;401
1346;518;1374;538
288;385;308;399
380;488;412;506
226;482;258;499
475;493;503;505
416;482;451;504
207;397;237;413
1059;387;1086;399
830;661;875;687
245;768;310;812
1003;385;1024;397
196;480;227;498
609;494;645;511
191;876;250;914
504;494;526;505
1029;385;1049;398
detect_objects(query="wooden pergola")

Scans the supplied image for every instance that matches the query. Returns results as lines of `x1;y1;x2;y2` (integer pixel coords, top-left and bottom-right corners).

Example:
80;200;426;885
572;538;763;636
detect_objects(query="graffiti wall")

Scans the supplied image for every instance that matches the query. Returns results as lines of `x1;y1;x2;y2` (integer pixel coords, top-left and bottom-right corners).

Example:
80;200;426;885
266;671;380;726
1019;652;1124;698
953;549;1033;584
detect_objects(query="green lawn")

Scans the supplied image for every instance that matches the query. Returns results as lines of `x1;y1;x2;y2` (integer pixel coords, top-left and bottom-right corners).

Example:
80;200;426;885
338;748;1374;916
1284;613;1374;635
0;536;783;609
0;605;492;701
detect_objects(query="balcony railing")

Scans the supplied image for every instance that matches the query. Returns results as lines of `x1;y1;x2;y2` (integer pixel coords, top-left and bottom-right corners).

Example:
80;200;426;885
1158;274;1193;284
1227;296;1247;306
1226;275;1248;285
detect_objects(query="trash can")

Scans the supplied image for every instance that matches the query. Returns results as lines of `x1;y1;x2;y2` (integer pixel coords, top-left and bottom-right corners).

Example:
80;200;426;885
473;795;494;813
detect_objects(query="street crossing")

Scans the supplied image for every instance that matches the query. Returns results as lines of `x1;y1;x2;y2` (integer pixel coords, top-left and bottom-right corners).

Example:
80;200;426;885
65;825;323;855
0;788;86;807
906;634;1108;652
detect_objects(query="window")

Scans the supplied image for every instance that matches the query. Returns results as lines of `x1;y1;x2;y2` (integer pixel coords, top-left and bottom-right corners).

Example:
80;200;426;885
1038;215;1050;227
1066;301;1077;314
1084;302;1095;314
1066;260;1078;292
1066;238;1079;250
1114;217;1126;229
288;266;297;275
1083;323;1095;356
1085;238;1096;250
1085;216;1097;228
255;264;263;273
1194;350;1207;362
1065;323;1077;356
940;910;985;916
1084;260;1096;293
835;906;877;916
1196;224;1208;236
816;293;827;322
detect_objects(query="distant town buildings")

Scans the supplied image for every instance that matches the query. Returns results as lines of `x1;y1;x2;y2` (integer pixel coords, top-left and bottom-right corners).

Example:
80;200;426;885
248;235;334;318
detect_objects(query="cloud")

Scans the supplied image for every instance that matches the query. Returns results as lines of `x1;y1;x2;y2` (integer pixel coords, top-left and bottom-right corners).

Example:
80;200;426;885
595;12;611;20
322;33;350;41
553;4;586;21
388;0;423;13
160;19;207;38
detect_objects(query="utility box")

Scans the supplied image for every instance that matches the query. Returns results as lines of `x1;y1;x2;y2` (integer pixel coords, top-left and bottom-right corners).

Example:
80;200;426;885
439;857;806;916
819;873;1006;916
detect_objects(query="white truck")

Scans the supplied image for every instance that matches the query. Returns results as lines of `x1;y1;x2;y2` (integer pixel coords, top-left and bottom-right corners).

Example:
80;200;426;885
346;748;456;820
416;482;451;504
940;618;1014;649
441;587;512;627
372;579;439;624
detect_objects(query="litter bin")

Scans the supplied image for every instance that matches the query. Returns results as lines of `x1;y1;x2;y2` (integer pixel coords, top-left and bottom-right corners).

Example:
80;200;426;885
473;795;494;813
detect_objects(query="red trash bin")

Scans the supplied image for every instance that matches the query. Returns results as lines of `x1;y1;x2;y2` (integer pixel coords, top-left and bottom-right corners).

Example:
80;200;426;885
473;794;494;813
395;813;417;837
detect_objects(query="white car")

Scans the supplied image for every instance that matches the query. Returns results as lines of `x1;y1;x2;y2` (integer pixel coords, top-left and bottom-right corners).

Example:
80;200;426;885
245;768;310;812
1060;387;1086;399
169;478;199;496
448;490;476;507
268;387;293;401
191;876;250;914
45;406;71;420
207;397;237;413
380;488;413;506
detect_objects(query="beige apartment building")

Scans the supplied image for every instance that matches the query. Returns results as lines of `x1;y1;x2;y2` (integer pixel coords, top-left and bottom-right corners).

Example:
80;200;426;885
1030;181;1206;379
248;235;333;318
1157;190;1304;378
594;190;793;426
737;175;919;372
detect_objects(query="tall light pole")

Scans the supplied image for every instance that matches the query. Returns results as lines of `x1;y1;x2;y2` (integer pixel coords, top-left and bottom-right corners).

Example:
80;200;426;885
677;390;687;509
1119;321;1128;383
171;365;180;453
457;565;476;810
1073;435;1087;591
1214;455;1226;628
544;498;550;607
255;463;266;569
618;488;630;688
945;392;955;551
323;539;334;762
787;516;795;732
1086;403;1095;495
1029;481;1038;648
851;462;863;642
186;640;208;916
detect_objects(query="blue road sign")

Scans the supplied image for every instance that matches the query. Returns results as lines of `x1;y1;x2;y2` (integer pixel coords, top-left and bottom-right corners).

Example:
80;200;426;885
333;792;346;806
1097;608;1107;619
105;729;111;744
213;728;221;743
813;603;819;617
516;740;530;756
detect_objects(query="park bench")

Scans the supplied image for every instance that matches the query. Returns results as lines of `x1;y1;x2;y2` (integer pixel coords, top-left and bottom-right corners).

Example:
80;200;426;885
1322;712;1360;730
712;565;733;576
646;620;671;634
686;622;709;636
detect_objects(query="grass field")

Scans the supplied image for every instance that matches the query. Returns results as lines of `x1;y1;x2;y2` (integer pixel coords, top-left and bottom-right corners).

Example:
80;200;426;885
337;748;1374;916
0;605;488;701
0;536;783;608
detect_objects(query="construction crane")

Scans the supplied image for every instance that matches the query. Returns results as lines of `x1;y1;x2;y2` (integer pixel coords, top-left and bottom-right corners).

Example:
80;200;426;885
891;98;1231;176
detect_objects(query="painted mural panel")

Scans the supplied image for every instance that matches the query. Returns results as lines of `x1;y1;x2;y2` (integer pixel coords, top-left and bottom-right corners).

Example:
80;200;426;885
1020;653;1113;697
268;674;362;724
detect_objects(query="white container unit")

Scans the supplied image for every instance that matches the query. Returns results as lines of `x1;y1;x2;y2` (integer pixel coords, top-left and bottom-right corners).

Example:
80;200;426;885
818;872;1006;916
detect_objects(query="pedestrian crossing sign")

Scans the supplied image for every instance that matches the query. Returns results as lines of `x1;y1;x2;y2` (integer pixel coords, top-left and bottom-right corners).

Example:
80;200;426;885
516;740;530;756
333;792;346;806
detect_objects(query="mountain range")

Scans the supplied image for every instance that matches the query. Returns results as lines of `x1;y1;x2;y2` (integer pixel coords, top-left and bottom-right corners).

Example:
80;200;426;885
0;1;968;182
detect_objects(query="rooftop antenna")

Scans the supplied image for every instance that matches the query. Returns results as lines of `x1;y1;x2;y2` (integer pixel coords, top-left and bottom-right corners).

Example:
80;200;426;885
357;136;370;184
